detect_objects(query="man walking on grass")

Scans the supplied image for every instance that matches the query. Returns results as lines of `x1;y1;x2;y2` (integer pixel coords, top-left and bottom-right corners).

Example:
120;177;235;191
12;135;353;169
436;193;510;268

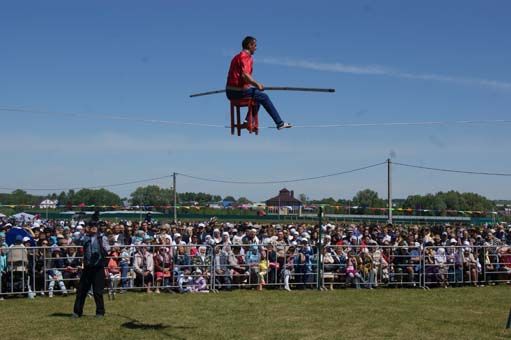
72;216;110;318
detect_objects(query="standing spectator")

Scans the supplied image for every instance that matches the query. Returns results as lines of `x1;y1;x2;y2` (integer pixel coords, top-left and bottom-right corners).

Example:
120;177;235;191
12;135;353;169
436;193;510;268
119;246;131;292
214;245;231;290
245;245;260;287
0;232;7;298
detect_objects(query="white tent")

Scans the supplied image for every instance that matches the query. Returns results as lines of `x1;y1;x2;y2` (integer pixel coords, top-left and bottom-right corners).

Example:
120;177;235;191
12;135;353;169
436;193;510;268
11;212;35;221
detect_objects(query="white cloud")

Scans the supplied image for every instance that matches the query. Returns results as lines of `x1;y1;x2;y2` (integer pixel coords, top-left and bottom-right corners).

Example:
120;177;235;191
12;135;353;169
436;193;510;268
260;57;511;91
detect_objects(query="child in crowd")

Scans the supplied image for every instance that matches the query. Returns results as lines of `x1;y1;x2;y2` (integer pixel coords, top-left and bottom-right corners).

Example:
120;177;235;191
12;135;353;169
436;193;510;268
258;249;269;290
47;246;68;297
178;268;193;293
192;269;209;293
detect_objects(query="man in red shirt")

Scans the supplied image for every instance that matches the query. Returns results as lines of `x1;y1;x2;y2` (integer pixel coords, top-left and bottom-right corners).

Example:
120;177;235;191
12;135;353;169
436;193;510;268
226;36;291;130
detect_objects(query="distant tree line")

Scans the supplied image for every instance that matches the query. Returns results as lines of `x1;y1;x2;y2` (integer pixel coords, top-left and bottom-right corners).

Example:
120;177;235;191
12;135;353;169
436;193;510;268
0;187;498;213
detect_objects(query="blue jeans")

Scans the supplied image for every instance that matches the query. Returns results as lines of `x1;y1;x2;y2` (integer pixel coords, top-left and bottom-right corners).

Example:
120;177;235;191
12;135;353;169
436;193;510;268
226;87;284;126
120;262;129;289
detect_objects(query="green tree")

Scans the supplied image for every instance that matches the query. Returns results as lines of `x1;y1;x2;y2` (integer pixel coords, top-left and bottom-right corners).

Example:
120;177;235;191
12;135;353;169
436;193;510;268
298;193;308;204
237;197;252;204
72;188;121;206
352;189;384;208
130;185;173;206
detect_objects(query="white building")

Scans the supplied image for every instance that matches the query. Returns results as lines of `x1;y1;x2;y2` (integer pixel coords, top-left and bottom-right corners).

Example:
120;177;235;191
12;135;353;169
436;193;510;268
39;199;58;209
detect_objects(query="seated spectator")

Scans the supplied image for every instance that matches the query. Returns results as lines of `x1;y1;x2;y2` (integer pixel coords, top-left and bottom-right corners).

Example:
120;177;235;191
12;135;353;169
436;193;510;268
192;268;209;293
177;268;193;293
435;247;448;288
7;236;30;294
154;246;172;293
62;245;81;291
105;247;121;299
283;246;296;291
174;245;191;278
133;244;154;293
229;246;248;286
345;252;366;289
192;246;211;279
214;245;231;290
463;248;478;286
258;248;269;290
266;243;280;287
46;245;68;297
498;246;511;282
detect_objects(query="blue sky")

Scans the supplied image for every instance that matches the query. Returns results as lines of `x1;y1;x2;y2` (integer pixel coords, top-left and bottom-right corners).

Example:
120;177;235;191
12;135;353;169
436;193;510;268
1;0;511;202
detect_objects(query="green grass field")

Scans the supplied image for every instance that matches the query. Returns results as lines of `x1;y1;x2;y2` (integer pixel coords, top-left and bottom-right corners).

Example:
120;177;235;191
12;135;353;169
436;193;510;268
2;286;511;340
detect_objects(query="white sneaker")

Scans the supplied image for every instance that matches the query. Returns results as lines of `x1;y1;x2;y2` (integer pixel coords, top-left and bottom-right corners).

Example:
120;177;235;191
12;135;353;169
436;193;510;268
277;122;292;130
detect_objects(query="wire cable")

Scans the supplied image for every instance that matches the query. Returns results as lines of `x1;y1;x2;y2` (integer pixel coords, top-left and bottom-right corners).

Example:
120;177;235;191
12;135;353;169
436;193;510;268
393;162;511;177
0;106;226;128
176;162;386;184
2;106;511;129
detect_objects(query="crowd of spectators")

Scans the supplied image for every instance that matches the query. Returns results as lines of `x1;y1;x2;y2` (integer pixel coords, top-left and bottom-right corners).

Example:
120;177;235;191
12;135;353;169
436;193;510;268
1;214;511;299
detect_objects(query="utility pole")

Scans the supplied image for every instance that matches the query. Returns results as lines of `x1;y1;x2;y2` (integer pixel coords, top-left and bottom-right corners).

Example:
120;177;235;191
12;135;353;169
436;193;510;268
387;158;393;224
173;172;177;224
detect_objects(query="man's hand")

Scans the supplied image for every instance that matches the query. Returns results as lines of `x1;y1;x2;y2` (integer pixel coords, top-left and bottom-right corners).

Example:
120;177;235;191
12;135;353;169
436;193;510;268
257;83;264;91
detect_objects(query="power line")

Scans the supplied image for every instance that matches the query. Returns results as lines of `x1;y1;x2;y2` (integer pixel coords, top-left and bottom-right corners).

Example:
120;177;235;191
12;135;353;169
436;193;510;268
177;162;386;184
2;161;510;193
0;162;386;192
2;106;511;129
393;162;511;176
0;175;173;192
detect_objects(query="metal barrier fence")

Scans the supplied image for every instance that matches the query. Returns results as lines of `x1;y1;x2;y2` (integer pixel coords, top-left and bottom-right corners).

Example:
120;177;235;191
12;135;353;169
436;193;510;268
320;245;423;289
422;245;511;288
1;243;510;297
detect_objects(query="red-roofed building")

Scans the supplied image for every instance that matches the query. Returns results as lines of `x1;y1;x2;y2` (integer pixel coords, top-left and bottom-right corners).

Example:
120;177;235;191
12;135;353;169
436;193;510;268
265;188;303;214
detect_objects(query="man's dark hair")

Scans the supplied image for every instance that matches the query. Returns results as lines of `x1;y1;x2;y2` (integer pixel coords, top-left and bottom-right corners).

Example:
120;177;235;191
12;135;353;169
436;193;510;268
242;36;256;49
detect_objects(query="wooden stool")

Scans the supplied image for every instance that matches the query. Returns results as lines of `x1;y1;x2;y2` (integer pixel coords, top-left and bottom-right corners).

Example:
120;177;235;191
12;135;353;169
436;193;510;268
230;98;259;136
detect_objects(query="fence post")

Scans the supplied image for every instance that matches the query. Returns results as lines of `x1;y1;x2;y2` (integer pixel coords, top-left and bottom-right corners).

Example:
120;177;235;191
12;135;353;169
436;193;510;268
317;206;323;290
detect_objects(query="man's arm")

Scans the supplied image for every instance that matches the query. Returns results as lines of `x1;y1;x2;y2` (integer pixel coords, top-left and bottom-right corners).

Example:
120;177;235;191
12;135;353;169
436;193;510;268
101;235;111;253
242;73;263;91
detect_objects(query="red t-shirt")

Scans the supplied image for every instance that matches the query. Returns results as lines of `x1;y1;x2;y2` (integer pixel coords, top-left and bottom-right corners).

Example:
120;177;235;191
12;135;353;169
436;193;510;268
226;51;253;89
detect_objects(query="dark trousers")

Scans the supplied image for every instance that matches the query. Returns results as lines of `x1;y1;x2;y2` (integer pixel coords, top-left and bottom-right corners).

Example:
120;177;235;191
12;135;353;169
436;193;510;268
73;266;105;316
226;88;283;126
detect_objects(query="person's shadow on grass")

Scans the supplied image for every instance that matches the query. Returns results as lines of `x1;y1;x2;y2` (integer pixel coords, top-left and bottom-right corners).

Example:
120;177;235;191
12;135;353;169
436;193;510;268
49;312;195;339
